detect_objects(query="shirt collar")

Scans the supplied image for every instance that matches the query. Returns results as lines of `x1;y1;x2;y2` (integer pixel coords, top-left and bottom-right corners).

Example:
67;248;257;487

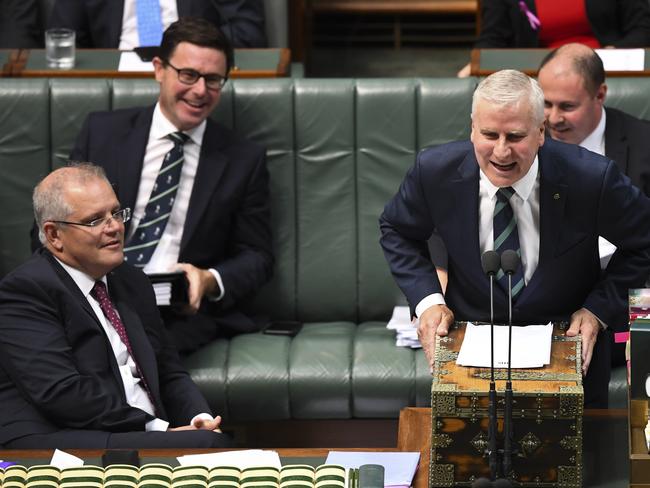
151;102;206;146
479;155;539;201
54;256;107;298
579;106;606;156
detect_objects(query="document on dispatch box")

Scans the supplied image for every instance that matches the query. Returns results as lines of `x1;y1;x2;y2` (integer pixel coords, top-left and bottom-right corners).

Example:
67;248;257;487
456;321;553;368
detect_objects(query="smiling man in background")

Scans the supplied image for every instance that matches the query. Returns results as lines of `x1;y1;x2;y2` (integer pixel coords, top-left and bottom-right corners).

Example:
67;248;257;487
34;17;274;355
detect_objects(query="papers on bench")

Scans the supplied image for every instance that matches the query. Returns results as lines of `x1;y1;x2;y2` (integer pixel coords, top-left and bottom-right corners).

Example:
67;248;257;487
177;449;281;469
595;48;645;71
456;321;553;368
118;51;154;72
386;306;421;349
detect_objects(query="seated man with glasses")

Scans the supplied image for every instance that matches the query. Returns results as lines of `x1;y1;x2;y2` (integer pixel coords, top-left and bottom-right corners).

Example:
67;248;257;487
1;163;230;448
33;17;273;355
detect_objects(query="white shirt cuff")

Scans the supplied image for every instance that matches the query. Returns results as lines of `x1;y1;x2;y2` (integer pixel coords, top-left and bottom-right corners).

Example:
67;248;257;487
191;412;214;427
145;418;170;432
415;293;446;318
207;268;225;302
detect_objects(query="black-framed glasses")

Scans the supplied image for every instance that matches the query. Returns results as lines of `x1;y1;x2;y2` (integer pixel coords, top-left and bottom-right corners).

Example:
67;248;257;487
166;61;228;90
48;208;131;229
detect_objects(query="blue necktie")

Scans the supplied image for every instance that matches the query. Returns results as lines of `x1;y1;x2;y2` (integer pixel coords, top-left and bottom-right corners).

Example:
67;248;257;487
124;132;189;267
493;187;525;299
136;0;163;47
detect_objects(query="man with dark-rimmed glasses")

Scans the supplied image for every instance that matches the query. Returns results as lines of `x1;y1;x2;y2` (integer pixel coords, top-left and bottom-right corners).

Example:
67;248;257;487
2;163;231;448
33;17;273;355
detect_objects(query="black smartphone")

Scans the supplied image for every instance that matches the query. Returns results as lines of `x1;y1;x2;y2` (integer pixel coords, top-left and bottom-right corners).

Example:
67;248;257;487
133;46;160;62
263;320;303;337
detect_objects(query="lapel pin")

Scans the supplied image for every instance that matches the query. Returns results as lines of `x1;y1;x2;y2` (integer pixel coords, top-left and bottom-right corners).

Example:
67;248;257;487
553;193;560;200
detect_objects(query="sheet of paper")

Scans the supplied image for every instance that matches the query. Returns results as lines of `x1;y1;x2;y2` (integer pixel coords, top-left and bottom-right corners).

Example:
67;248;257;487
596;48;645;71
152;282;172;306
325;451;420;486
118;51;154;72
177;449;281;469
50;449;84;469
387;306;421;349
456;322;553;368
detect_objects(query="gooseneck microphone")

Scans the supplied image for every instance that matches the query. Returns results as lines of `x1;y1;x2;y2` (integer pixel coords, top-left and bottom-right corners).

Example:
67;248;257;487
481;250;500;481
500;249;520;480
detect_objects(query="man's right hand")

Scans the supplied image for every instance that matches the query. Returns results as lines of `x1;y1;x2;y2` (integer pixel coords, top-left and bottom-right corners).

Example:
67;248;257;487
417;304;454;373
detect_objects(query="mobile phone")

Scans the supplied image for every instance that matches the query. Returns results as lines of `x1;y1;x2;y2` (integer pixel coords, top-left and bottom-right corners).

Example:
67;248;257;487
263;320;303;337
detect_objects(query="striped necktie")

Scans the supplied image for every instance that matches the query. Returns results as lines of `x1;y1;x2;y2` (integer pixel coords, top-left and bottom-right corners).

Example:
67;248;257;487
136;0;163;47
124;131;189;267
493;187;525;299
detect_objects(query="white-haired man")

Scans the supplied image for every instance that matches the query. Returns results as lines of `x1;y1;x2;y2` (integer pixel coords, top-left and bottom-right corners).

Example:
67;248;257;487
380;69;650;407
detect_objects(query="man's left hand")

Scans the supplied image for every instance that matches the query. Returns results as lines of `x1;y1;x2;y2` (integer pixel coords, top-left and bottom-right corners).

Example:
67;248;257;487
566;308;600;376
175;263;217;314
168;415;223;433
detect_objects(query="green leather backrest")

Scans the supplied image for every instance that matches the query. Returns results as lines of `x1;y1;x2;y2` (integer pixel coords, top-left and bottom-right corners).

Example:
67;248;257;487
2;76;648;323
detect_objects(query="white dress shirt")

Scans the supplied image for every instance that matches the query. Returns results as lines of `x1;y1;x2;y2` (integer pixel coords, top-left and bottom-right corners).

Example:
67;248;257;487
119;0;178;50
55;257;214;430
577;107;616;268
55;258;168;431
415;157;540;317
129;104;225;299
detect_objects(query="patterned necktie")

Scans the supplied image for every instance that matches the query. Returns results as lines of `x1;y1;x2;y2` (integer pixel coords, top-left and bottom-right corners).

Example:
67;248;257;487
136;0;163;47
493;187;525;299
90;281;157;411
124;131;189;267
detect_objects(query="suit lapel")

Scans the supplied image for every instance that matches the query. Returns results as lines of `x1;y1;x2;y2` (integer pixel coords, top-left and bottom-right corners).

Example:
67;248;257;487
521;145;567;301
449;152;486;291
107;270;165;416
604;108;629;175
116;107;155;234
46;251;102;328
180;120;229;252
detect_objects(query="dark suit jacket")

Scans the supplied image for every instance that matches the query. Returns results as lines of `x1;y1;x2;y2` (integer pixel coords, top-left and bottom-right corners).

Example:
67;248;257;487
64;105;273;334
0;0;43;48
380;138;650;332
605;106;650;198
0;249;211;446
476;0;650;48
48;0;266;48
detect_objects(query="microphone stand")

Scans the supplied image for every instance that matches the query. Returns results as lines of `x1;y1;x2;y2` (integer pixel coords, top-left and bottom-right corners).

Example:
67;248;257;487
488;271;499;481
481;250;501;481
503;272;514;479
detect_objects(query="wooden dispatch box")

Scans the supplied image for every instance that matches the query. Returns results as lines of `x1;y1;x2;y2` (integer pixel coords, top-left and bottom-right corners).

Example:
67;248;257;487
430;322;583;488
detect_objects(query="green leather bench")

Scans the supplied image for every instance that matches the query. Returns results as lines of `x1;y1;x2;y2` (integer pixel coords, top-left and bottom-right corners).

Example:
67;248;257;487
0;76;641;421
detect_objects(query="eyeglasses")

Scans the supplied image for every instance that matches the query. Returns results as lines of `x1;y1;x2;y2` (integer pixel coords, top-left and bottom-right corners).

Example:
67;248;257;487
166;61;227;90
48;208;131;229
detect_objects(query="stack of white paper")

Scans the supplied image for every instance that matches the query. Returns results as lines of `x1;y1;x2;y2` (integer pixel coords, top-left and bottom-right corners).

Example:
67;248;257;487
386;306;421;349
152;282;172;306
176;449;282;469
456;321;553;368
118;51;154;72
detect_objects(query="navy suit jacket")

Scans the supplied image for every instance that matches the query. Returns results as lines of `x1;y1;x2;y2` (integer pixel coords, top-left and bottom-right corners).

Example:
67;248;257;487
380;138;650;332
476;0;650;48
64;106;273;329
48;0;267;48
0;249;211;446
605;106;650;198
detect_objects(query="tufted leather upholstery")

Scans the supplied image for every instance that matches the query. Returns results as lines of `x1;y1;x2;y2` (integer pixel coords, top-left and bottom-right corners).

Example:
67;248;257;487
0;76;634;419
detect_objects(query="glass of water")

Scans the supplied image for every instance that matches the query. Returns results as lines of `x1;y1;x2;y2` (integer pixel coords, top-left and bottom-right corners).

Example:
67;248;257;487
45;28;75;69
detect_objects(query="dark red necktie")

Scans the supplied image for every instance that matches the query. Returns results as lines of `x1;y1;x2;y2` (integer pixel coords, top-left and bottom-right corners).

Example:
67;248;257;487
90;281;157;413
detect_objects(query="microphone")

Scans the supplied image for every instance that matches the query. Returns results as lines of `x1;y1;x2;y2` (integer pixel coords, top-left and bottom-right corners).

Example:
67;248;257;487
481;250;500;480
500;249;520;480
